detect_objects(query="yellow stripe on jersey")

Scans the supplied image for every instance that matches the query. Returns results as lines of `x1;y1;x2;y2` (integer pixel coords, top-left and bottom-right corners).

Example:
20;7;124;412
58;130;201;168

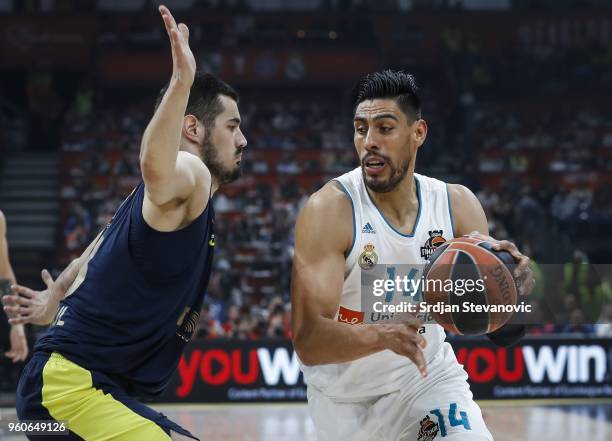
41;352;170;441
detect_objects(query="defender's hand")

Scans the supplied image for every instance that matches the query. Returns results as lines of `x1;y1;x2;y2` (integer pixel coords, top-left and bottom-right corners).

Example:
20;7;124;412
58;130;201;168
465;231;535;296
2;269;57;326
159;5;196;89
5;324;28;363
376;315;428;377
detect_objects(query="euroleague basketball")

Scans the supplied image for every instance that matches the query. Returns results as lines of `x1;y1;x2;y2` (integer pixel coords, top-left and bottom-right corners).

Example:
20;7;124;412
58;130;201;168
422;237;519;335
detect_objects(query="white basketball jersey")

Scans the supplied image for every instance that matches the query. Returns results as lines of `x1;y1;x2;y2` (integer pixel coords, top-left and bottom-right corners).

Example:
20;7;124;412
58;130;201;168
300;167;456;400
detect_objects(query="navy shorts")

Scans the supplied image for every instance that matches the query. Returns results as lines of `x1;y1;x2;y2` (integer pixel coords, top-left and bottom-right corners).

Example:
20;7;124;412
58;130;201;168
16;351;198;440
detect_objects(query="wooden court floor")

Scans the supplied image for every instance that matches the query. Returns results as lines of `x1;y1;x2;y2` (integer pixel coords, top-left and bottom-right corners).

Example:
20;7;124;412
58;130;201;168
1;401;611;440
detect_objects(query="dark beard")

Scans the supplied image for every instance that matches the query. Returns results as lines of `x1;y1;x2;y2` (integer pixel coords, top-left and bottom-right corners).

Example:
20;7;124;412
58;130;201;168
361;154;411;193
201;138;242;185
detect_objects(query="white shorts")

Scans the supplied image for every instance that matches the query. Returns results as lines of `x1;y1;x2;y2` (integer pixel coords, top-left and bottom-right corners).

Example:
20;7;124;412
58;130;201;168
306;343;493;441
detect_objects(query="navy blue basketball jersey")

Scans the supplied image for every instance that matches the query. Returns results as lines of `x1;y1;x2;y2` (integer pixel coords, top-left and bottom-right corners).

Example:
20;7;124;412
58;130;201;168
35;182;215;398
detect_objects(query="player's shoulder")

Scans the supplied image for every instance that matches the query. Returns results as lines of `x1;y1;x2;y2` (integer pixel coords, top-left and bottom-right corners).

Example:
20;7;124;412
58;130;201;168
0;209;5;232
308;166;362;209
414;172;451;194
446;182;479;206
446;182;487;235
420;175;482;226
413;173;478;204
302;180;353;219
296;180;354;251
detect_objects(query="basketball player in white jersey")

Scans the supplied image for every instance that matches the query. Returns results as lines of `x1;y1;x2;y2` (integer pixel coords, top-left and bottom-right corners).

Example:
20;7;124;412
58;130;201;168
292;70;534;441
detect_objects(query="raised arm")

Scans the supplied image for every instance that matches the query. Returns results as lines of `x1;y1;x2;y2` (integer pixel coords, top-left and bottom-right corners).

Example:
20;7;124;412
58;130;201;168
140;6;210;225
0;211;16;286
291;182;427;375
0;210;29;362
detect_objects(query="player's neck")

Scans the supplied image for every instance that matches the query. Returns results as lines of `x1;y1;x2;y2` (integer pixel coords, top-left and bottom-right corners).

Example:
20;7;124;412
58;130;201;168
367;174;419;225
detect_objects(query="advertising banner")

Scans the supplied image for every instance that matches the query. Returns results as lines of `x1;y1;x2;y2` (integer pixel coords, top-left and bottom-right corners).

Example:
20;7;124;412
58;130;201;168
453;338;612;399
160;339;306;403
158;337;612;402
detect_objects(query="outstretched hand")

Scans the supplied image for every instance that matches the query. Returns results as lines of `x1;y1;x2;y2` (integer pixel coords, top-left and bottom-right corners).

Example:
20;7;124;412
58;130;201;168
2;269;57;326
159;5;196;89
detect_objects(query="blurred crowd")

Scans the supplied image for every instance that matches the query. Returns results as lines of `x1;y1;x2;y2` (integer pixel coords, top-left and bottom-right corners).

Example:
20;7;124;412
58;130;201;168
53;97;612;340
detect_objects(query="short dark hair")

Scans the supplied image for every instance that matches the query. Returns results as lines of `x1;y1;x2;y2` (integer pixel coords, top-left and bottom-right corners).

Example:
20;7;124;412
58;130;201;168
352;69;421;121
155;72;239;132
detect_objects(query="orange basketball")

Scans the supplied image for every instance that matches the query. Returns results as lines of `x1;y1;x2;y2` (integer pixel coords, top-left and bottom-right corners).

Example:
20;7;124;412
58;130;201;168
422;237;518;335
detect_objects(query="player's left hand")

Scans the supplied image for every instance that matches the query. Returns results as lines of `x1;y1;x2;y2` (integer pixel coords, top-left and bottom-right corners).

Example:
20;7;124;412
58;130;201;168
2;269;57;326
4;323;28;363
465;231;535;296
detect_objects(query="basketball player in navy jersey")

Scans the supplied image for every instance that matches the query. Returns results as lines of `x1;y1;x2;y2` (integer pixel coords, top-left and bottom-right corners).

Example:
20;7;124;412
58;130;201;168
292;70;534;440
2;6;246;440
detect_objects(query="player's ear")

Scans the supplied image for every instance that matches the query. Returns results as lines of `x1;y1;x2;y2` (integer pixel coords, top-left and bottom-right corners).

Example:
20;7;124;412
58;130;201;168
182;114;202;144
414;119;428;147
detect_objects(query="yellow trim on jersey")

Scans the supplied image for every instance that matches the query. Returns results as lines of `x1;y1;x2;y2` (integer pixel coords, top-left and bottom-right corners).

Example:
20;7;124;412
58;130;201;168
41;352;170;441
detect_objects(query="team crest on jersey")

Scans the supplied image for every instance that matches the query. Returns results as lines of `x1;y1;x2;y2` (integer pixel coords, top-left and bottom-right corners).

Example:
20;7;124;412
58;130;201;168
417;415;439;441
358;243;378;270
420;230;446;260
209;233;215;247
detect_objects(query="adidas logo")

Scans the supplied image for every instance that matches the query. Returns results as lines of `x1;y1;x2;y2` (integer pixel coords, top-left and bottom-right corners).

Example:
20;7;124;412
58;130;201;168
362;222;376;234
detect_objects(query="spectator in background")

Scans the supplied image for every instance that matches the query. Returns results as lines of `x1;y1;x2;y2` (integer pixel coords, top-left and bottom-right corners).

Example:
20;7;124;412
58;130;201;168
595;304;612;337
223;305;240;336
526;299;556;335
578;265;612;322
196;303;224;339
560;293;579;325
113;153;139;176
267;303;290;338
564;250;589;304
233;306;256;340
73;83;94;118
26;69;64;151
515;185;545;247
72;152;111;177
265;296;290;338
63;201;92;250
561;309;595;334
